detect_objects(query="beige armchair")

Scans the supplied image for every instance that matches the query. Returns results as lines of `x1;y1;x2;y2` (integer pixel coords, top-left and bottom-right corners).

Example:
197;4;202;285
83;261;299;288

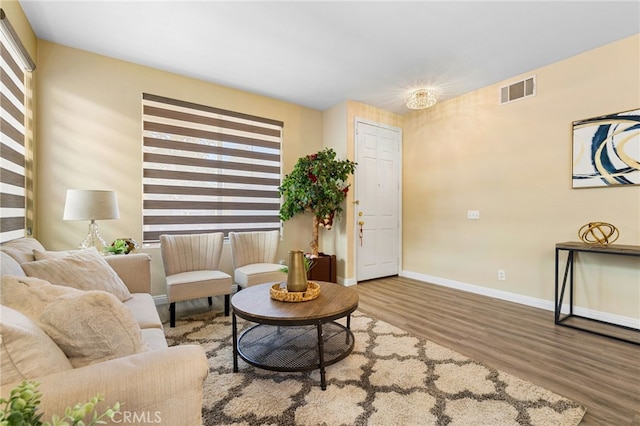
228;230;287;289
160;233;231;327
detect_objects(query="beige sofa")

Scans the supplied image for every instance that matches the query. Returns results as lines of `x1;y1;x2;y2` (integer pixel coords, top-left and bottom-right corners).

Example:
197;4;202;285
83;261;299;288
0;238;208;426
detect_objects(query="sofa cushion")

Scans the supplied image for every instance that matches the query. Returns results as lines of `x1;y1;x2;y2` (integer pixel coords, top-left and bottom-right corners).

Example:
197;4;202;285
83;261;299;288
141;328;169;351
1;252;26;277
0;238;46;264
0;305;73;385
21;247;132;302
1;276;146;368
123;293;163;330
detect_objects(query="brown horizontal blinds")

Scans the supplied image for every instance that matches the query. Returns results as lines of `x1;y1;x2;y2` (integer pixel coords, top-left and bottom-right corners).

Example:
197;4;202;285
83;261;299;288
142;93;283;243
0;10;34;243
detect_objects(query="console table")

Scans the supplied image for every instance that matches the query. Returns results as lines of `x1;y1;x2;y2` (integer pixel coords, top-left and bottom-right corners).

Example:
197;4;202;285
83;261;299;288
555;242;640;345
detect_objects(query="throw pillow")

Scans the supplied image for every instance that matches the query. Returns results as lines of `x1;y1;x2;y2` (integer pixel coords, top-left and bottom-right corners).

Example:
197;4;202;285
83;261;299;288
32;248;77;260
22;247;132;302
0;305;73;385
0;237;46;264
1;276;147;368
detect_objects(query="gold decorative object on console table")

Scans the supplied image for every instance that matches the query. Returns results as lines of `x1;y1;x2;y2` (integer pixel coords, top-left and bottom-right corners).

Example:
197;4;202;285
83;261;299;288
270;281;321;302
578;222;619;246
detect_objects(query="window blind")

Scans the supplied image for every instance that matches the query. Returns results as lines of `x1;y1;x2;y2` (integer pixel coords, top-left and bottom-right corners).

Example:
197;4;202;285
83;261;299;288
0;9;34;243
142;93;283;244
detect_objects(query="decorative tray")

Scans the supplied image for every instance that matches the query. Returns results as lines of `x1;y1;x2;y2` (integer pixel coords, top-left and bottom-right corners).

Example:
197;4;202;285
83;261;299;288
270;281;321;302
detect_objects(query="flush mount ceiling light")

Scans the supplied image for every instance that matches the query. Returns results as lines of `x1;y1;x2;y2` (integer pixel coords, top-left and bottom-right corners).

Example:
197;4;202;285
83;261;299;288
406;88;437;110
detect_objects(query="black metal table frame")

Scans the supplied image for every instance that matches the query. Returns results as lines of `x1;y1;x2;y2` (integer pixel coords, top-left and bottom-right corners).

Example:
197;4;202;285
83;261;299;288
555;243;640;345
232;306;357;390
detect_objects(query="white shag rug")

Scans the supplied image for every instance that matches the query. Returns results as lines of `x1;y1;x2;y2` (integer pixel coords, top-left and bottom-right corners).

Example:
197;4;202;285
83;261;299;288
165;311;586;426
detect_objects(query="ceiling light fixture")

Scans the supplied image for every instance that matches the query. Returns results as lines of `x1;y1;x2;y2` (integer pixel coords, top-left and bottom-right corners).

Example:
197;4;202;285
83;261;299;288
406;88;437;110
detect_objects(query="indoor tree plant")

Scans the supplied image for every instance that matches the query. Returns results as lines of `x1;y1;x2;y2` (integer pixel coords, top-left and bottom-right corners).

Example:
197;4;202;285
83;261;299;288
278;148;356;257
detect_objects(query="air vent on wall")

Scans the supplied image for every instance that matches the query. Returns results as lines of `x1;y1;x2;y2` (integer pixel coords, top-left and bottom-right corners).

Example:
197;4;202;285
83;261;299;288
500;76;535;105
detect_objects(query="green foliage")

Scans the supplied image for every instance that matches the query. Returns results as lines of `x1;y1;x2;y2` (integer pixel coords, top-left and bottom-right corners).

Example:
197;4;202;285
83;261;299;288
279;255;315;273
0;381;120;426
278;148;356;225
104;239;128;255
0;381;42;426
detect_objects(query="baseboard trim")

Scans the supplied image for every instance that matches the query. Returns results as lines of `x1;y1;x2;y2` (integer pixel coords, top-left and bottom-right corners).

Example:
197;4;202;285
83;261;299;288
400;270;639;330
340;276;358;287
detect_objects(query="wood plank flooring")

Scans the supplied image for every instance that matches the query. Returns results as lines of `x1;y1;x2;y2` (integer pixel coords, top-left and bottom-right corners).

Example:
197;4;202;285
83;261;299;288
354;275;640;426
162;275;639;425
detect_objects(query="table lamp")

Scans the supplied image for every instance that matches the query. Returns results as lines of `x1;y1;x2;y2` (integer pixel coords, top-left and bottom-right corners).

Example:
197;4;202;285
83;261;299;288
63;189;120;250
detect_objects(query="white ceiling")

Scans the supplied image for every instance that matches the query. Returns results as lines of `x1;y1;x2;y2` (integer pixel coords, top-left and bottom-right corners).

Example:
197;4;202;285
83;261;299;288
18;1;640;114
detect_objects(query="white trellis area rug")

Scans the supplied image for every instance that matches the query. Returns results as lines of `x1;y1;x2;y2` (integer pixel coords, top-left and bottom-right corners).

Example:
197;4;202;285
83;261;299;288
165;311;586;426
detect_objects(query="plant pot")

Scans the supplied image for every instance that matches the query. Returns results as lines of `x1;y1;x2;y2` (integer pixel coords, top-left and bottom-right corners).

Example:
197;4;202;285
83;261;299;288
307;253;337;283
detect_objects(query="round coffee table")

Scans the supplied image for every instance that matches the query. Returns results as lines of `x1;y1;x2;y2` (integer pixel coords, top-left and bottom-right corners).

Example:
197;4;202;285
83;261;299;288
231;281;359;390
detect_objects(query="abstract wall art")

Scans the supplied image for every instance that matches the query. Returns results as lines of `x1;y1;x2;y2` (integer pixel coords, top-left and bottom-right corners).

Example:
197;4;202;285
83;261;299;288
572;109;640;188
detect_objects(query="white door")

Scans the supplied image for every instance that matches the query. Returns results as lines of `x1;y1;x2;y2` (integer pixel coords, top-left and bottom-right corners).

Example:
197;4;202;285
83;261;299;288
355;119;401;281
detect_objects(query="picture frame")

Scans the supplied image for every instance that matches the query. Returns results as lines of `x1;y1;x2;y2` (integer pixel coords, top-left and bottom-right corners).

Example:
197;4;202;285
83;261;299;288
572;108;640;188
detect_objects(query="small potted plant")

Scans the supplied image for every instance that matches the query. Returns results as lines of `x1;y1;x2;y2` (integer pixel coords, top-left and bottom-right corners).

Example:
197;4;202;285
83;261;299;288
278;148;356;258
104;238;138;255
0;380;120;426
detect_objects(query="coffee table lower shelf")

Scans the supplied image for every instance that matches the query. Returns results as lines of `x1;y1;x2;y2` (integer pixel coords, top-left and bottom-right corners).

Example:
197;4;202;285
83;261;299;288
234;321;354;390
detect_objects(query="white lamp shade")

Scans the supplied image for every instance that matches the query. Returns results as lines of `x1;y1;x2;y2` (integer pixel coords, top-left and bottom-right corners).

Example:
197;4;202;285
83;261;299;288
63;189;120;221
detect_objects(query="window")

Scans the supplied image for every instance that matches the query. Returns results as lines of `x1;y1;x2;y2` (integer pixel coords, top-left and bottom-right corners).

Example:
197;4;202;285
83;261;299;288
0;9;35;243
142;93;283;244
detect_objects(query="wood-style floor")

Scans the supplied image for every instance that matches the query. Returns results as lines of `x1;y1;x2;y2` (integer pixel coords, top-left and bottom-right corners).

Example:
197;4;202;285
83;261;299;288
354;276;640;426
162;275;639;425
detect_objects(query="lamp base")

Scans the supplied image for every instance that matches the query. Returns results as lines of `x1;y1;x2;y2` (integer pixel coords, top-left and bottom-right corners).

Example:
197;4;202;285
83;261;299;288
79;220;108;251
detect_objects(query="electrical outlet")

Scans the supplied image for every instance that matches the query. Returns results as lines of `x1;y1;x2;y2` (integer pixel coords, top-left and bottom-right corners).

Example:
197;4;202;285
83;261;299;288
498;269;506;280
467;210;480;220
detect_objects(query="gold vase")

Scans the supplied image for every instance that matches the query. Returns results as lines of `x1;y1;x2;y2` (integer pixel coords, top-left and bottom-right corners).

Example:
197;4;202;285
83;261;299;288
286;250;308;292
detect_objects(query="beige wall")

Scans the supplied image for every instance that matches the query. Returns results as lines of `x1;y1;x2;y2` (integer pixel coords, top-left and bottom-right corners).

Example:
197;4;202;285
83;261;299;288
403;35;640;320
35;40;323;296
321;101;349;279
13;5;640;321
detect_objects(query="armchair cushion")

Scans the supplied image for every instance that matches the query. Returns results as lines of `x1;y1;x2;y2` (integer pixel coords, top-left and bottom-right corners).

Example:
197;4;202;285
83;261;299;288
1;276;146;368
0;305;73;385
21;247;132;302
166;270;232;303
234;263;287;288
